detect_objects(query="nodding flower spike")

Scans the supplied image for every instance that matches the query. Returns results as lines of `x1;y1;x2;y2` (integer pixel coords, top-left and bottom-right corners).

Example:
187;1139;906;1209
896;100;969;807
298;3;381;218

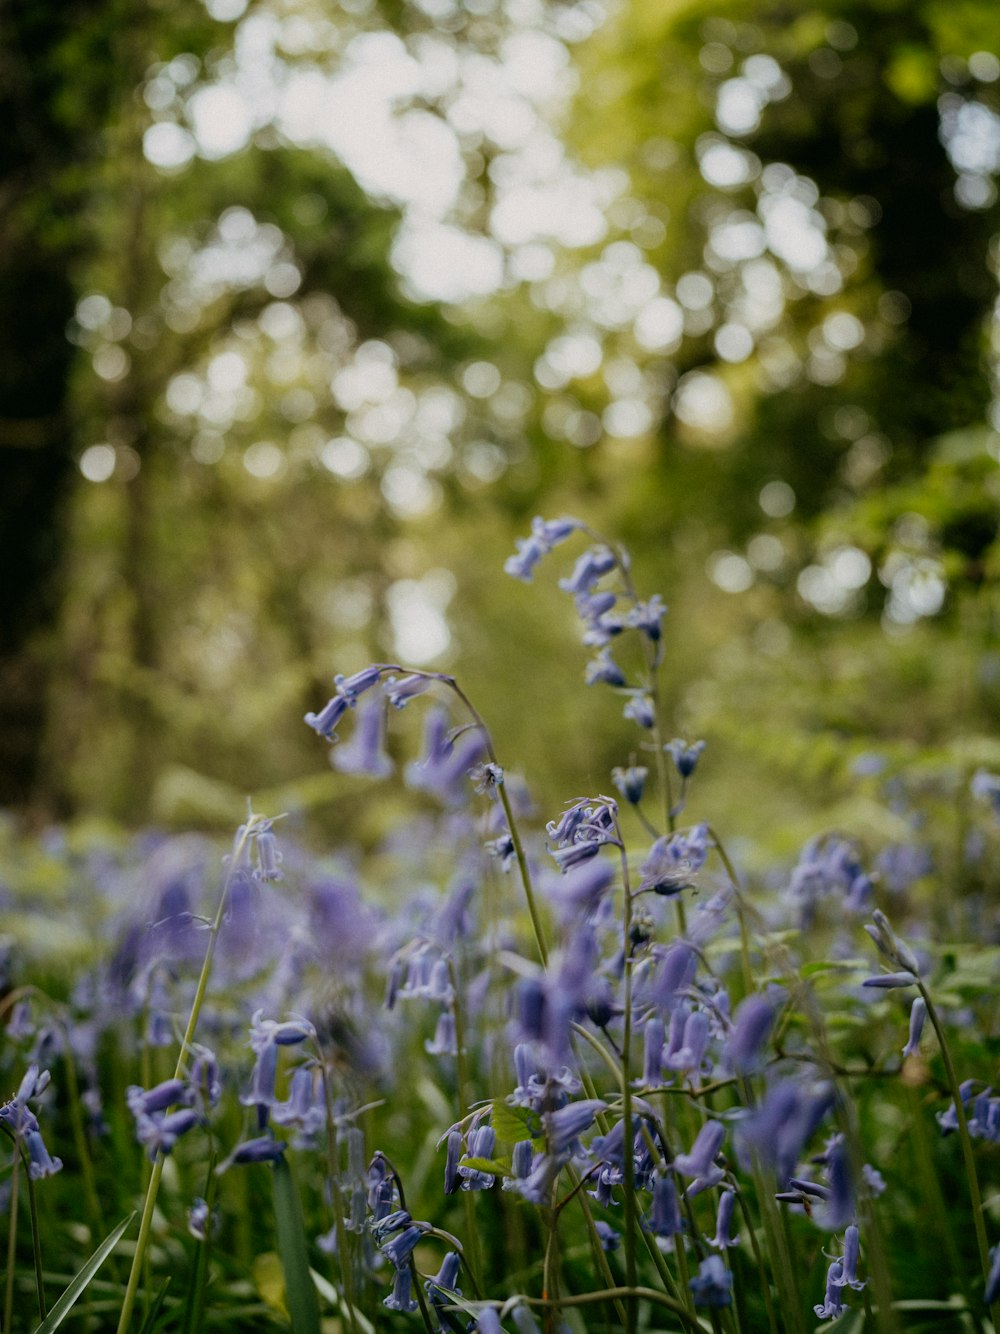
304;694;350;740
333;665;387;702
814;1260;845;1319
903;997;927;1057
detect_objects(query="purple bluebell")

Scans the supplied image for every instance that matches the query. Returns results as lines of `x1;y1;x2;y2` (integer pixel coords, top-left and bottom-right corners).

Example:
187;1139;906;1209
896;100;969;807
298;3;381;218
382;1223;425;1269
384;1266;419;1313
372;1208;412;1245
240;1038;279;1111
514;1150;568;1205
862;971;918;989
333;665;386;702
126;1078;191;1118
986;1243;1000;1306
641;1016;665;1085
972;768;1000;818
406;710;487;806
690;1255;733;1307
626;595;667;641
710;1189;738;1249
552;857;616;918
189;1045;222;1111
332;695;393;779
252;823;283;882
645;1172;685;1238
550;839;603;871
384;672;436;708
664;1010;710;1076
650;942;697;1010
640;825;709;896
559;545;617;595
217;1134;287;1172
864;908;921;975
505;534;548;582
546;1099;605;1155
736;1080;835;1185
25;1130;63;1179
512;1307;542;1334
875;841;932;894
271;1064;326;1145
674;1120;726;1184
938;1080;976;1135
902;997;927;1057
136;1108;200;1160
426;1012;458;1056
666;738;705;777
460;1125;497;1190
612;765;648;805
304;694;351;740
576;590;626;646
427;1251;462;1303
187;1196;215;1242
533;515;579;547
727;994;775;1075
862;1163;886;1195
594;1220;620;1252
472;1308;504;1333
833;1224;866;1290
814;1260;845;1319
623;693;655;729
503;1138;535;1190
584;648;627;686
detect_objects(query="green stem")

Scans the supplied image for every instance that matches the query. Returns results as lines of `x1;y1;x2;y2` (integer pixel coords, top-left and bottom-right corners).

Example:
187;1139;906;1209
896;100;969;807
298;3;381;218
447;960;484;1292
116;814;267;1334
918;982;999;1328
617;839;639;1334
25;1166;45;1320
4;1147;17;1334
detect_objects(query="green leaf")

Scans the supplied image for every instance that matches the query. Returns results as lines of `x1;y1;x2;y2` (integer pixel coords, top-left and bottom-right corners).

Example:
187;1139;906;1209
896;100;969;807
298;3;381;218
458;1155;513;1177
490;1099;540;1144
271;1155;322;1334
31;1212;135;1334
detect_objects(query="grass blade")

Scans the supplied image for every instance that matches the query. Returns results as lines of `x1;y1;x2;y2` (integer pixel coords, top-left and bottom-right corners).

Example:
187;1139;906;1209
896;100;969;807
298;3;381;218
271;1156;321;1334
31;1212;135;1334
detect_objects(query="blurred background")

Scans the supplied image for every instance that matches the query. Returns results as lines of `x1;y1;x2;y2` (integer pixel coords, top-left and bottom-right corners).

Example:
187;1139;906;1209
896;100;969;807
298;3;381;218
3;0;1000;848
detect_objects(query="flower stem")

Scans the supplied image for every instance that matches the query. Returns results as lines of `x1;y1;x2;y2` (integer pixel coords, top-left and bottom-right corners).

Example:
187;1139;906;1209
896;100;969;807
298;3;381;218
116;814;267;1334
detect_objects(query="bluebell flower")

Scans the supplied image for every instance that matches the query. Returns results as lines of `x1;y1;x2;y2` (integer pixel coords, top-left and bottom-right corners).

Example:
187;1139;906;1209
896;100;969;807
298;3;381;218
576;590;626;646
862;971;918;989
383;672;436;709
559;545;617;595
406;710;487;806
384;1266;419;1313
937;1080;976;1135
641;1016;665;1085
665;738;705;778
664;1010;711;1077
546;1099;605;1155
136;1108;200;1160
505;534;548;582
673;1120;726;1185
460;1125;497;1190
333;665;386;702
271;1064;326;1145
902;997;927;1057
503;1138;534;1191
624;594;667;641
332;695;393;779
551;858;616;918
726;994;775;1075
833;1224;866;1290
645;1172;685;1238
639;825;709;896
252;823;284;882
584;647;627;686
533;515;580;547
426;1251;462;1304
187;1196;216;1242
382;1223;425;1269
690;1255;733;1307
126;1078;191;1118
594;1220;620;1252
623;693;655;729
710;1189;738;1249
736;1080;834;1185
971;768;1000;819
612;765;648;805
426;1012;458;1056
371;1208;412;1244
650;942;698;1010
514;1149;569;1204
864;908;920;975
25;1129;64;1179
985;1243;1000;1306
304;694;351;740
814;1259;845;1318
472;1307;504;1333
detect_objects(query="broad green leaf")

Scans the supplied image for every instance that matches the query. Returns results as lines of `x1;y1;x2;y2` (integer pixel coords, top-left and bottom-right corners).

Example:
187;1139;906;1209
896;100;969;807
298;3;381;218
31;1212;134;1334
271;1156;322;1334
458;1155;513;1177
490;1100;541;1144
